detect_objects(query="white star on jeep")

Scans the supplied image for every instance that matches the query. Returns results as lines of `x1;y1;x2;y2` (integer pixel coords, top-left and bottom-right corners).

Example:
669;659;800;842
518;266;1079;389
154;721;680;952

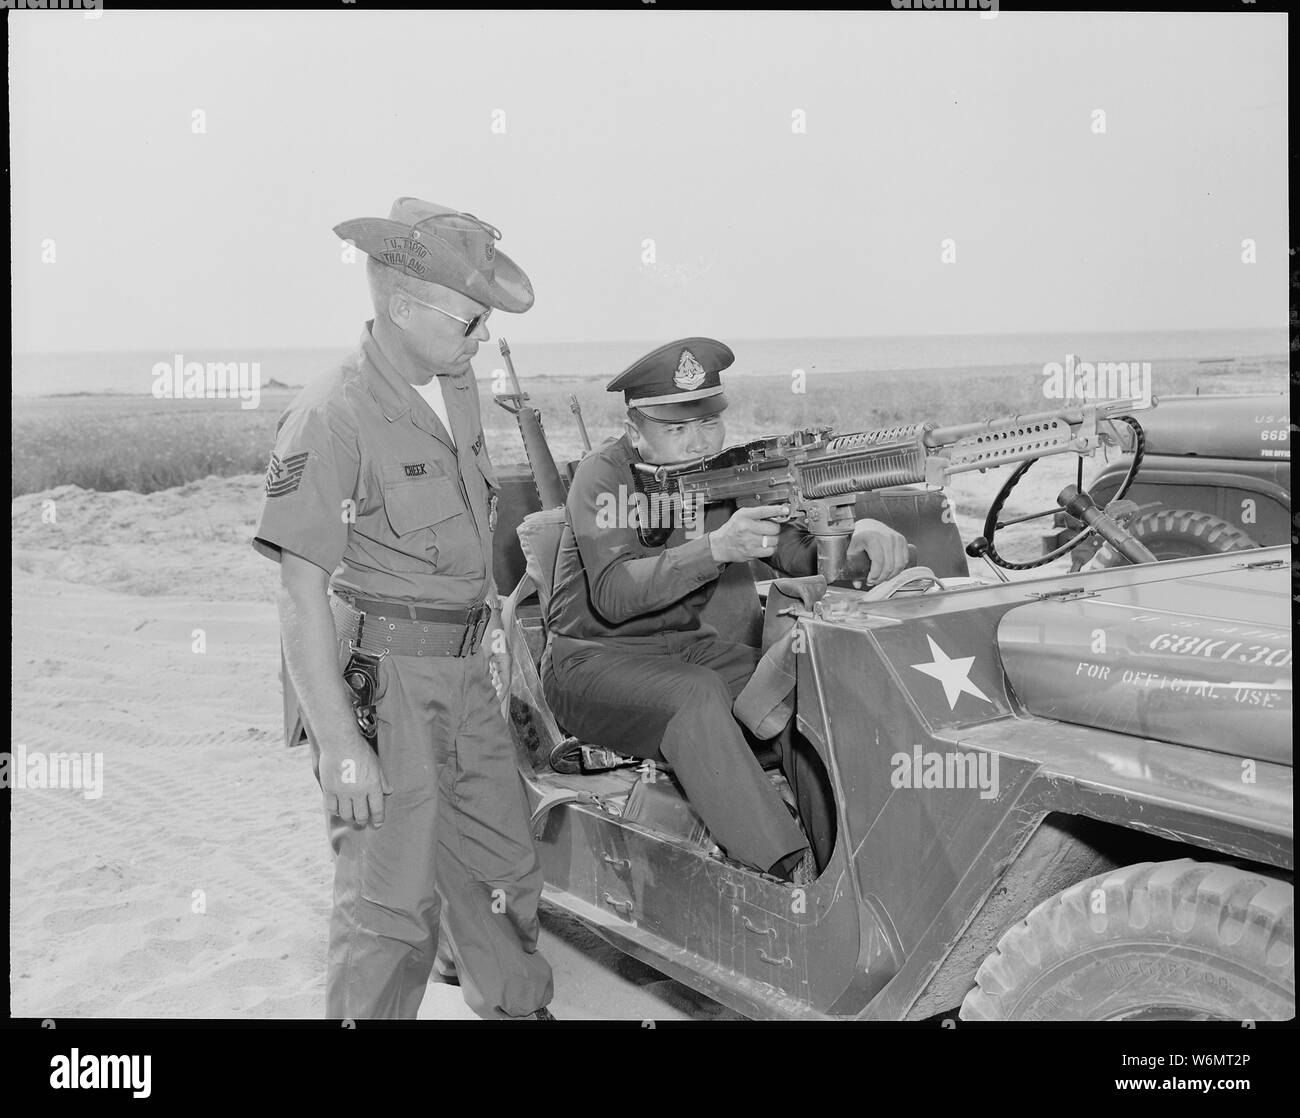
911;635;993;710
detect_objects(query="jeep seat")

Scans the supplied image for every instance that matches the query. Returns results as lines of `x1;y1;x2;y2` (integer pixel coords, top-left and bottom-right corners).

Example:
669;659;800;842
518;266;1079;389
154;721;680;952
855;486;969;578
512;506;569;618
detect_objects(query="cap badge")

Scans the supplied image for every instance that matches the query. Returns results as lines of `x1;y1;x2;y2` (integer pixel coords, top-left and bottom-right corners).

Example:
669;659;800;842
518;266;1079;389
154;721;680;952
674;348;705;391
484;241;495;262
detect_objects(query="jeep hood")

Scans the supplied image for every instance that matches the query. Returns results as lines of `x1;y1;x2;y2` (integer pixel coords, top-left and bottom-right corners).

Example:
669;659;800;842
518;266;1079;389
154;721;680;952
1117;393;1289;460
997;557;1291;764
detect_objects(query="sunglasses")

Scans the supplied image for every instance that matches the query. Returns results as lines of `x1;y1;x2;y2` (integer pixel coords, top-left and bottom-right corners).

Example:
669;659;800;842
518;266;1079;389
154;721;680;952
403;292;493;337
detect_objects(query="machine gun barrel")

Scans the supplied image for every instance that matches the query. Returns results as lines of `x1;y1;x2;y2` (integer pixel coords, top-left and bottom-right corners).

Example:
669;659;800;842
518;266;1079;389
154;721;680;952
923;396;1149;447
919;395;1151;484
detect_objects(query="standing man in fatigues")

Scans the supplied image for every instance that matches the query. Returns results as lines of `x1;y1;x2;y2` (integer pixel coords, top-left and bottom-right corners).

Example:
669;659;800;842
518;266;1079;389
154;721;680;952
541;339;909;882
253;197;553;1020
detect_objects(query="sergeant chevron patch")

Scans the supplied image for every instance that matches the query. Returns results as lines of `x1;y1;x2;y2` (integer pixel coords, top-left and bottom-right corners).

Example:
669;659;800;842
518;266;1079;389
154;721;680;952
265;451;309;497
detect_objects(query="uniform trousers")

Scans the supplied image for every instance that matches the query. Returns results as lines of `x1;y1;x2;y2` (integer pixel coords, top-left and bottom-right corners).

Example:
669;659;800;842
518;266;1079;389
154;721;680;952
309;638;553;1019
542;629;809;875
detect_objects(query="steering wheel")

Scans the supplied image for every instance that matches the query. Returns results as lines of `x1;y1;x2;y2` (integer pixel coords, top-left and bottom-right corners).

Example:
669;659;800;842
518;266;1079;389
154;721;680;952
967;415;1146;571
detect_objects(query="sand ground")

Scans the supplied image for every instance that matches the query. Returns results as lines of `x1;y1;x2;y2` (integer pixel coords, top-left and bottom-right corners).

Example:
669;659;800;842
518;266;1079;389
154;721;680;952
12;479;758;1020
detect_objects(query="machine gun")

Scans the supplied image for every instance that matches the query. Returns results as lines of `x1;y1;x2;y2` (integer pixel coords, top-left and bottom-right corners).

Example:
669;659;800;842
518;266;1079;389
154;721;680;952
634;397;1155;580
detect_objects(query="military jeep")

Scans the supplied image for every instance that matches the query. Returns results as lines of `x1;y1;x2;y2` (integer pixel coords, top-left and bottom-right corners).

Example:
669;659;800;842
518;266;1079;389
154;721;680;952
283;410;1294;1021
492;448;1292;1022
1042;393;1290;569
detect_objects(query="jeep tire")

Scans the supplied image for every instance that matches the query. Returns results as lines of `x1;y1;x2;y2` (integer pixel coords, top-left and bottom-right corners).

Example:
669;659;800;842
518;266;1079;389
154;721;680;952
959;860;1294;1021
1087;508;1258;567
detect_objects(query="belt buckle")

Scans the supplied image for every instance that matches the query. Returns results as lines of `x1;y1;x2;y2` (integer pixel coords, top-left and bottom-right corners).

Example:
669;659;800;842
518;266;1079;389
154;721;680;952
347;638;388;663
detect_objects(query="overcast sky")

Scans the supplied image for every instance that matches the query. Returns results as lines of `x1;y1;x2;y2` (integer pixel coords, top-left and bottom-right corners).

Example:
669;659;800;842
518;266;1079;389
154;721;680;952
9;9;1287;352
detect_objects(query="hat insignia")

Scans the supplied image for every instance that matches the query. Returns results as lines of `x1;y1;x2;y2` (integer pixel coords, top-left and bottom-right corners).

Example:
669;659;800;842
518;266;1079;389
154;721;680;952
674;349;706;391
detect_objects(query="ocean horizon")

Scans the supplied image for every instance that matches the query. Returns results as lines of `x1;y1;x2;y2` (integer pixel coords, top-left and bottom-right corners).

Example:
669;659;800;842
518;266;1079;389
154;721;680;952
11;327;1288;398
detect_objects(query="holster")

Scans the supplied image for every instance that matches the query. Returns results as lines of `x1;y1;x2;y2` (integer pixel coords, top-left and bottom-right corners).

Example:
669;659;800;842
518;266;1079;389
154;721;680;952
342;647;387;751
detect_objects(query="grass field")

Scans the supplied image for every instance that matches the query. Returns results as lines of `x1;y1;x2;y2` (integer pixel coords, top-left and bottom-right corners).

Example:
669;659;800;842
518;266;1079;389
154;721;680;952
11;356;1286;498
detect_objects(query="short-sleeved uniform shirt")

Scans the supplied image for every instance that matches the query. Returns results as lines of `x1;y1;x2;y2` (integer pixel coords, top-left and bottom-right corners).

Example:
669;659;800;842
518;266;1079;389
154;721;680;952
545;434;817;642
253;322;499;608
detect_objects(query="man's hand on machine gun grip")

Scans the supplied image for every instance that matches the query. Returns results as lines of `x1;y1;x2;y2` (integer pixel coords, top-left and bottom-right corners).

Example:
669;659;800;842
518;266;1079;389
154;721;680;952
318;730;393;829
846;518;910;585
708;504;790;564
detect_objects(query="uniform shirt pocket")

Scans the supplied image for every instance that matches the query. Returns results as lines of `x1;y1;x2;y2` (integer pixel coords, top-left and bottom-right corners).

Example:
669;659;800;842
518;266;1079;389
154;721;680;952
380;468;481;575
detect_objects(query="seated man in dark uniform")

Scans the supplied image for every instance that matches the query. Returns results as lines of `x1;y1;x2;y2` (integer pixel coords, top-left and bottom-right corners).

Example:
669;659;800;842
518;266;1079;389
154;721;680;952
540;338;909;883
